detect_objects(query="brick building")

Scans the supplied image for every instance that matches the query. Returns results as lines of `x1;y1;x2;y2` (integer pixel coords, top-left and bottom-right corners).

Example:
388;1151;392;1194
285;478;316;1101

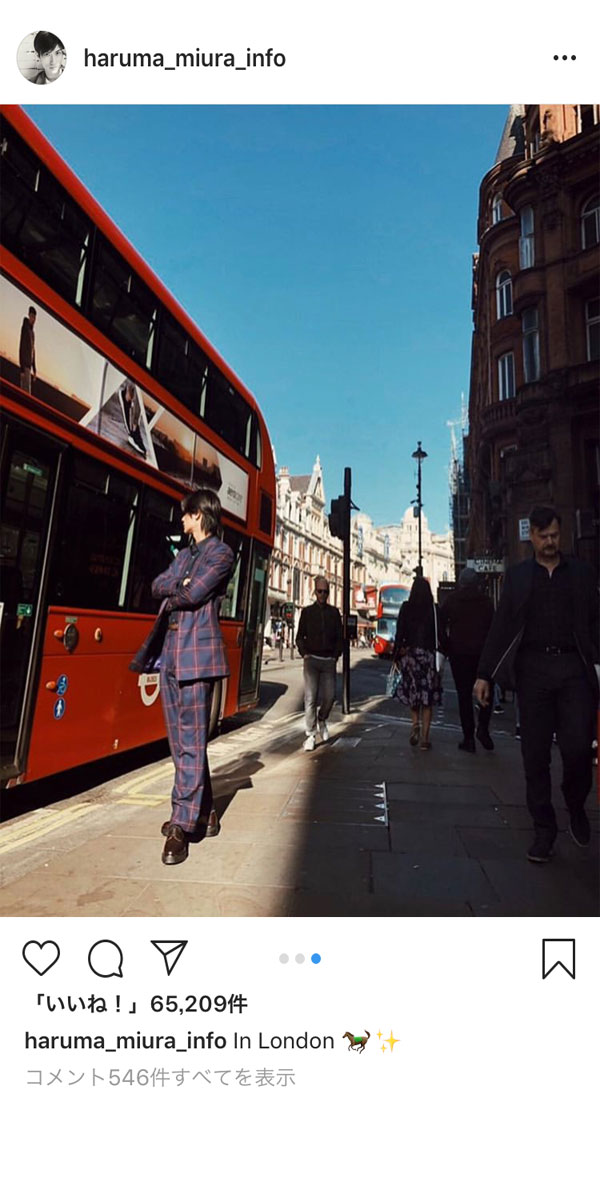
466;104;599;576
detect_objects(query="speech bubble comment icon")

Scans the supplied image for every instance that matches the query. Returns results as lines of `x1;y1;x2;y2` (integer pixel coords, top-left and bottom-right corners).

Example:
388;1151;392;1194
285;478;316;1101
22;940;60;976
88;940;124;978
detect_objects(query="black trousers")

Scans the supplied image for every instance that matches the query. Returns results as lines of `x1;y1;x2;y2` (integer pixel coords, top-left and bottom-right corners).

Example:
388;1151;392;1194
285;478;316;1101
516;650;595;834
449;654;491;740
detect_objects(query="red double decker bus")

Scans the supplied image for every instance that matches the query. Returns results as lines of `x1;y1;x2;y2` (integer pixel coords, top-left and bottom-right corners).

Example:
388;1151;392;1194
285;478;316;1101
0;106;275;788
372;582;411;657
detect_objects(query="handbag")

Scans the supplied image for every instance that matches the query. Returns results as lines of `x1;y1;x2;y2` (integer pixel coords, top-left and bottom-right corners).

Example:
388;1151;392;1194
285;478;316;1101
385;662;401;698
433;604;446;675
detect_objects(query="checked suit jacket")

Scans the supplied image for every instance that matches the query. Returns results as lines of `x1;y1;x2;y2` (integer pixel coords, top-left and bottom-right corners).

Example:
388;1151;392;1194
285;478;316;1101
131;535;234;682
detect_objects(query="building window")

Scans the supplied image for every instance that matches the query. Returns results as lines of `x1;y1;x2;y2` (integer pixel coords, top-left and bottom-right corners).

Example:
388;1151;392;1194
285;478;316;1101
578;105;598;134
522;307;540;382
496;270;513;319
498;352;515;401
586;298;600;361
519;206;535;268
581;196;600;250
492;194;503;224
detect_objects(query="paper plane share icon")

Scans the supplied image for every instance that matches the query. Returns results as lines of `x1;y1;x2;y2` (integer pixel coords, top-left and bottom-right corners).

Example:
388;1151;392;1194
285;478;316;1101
151;940;188;976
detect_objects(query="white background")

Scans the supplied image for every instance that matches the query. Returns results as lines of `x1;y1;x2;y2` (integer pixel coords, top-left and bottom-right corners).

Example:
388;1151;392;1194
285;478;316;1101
1;3;599;1195
2;917;598;1197
1;1;599;103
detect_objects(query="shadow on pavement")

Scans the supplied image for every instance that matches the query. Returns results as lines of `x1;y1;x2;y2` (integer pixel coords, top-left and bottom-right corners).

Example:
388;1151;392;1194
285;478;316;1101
254;653;599;917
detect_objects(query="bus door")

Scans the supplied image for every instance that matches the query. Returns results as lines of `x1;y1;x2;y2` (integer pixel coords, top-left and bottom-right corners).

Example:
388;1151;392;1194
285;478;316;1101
239;541;270;705
0;424;62;780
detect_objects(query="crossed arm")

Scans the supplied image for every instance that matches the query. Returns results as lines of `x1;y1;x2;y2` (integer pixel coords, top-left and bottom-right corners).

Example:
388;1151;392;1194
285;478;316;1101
152;544;233;611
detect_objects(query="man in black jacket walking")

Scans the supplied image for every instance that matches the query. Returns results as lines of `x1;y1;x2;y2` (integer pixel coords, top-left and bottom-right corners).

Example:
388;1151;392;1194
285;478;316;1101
440;568;494;753
296;576;343;750
475;506;599;864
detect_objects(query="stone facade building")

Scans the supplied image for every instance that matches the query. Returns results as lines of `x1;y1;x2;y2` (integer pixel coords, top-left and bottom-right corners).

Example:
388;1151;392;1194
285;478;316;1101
269;458;343;629
269;455;454;635
466;104;599;576
376;509;454;595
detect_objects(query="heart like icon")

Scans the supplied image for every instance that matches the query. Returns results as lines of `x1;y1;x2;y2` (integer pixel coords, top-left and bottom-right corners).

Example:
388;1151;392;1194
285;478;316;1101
22;940;60;976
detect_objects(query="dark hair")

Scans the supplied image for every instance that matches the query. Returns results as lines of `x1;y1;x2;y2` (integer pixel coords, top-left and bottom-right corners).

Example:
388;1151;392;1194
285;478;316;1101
28;306;37;317
408;576;433;610
181;488;222;536
529;505;561;532
34;31;65;56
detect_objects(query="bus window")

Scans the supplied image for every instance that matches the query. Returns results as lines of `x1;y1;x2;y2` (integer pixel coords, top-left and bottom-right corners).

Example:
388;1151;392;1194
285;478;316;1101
50;453;139;611
0;123;91;308
259;490;273;537
203;368;252;461
251;414;262;468
155;311;209;416
220;528;250;622
90;237;157;368
129;488;180;613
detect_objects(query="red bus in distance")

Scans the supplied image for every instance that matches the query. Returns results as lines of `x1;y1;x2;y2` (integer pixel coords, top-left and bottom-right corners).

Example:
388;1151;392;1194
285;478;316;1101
0;106;275;788
372;582;411;657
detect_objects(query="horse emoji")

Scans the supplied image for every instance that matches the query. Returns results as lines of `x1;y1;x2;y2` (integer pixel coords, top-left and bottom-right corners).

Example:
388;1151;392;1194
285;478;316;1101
343;1030;370;1052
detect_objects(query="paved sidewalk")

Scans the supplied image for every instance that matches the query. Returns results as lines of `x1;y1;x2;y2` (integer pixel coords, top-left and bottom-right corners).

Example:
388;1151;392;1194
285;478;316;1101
0;684;597;917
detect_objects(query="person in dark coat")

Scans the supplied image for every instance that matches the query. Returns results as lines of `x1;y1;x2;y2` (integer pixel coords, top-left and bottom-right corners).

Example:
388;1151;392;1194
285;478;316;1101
142;489;234;866
440;568;494;753
393;576;442;750
475;505;599;864
19;307;36;392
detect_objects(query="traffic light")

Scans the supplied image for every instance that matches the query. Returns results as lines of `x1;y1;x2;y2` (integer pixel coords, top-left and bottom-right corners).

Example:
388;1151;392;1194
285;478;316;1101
328;495;349;541
282;602;294;623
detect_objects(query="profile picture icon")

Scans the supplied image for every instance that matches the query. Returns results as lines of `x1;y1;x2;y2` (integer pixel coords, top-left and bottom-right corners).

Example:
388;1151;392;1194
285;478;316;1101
17;31;66;85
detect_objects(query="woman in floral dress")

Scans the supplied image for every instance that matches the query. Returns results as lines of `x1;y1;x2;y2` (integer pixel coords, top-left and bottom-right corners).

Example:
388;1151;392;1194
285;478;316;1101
392;577;442;750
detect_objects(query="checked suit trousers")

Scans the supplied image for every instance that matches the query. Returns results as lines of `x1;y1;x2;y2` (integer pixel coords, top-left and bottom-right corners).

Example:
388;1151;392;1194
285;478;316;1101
160;633;214;833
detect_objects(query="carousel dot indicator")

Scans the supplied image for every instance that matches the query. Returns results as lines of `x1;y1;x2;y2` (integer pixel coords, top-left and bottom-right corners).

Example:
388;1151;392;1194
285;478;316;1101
311;953;321;964
295;953;305;964
279;953;289;963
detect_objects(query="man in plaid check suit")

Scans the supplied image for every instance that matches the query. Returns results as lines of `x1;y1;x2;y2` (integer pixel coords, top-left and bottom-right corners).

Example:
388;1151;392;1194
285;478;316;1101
151;489;234;866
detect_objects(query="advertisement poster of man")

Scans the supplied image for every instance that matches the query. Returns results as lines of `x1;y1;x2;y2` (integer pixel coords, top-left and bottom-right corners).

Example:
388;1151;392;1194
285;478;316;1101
1;274;246;521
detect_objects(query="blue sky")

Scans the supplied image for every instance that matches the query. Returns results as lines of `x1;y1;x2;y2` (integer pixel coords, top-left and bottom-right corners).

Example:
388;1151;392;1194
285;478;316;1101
26;105;506;532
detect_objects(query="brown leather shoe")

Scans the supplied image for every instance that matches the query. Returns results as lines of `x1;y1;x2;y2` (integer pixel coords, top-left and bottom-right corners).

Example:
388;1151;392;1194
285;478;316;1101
204;810;221;838
161;824;188;866
160;810;220;839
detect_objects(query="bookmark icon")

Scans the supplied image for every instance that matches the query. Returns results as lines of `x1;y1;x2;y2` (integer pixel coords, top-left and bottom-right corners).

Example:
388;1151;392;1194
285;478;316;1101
542;939;576;979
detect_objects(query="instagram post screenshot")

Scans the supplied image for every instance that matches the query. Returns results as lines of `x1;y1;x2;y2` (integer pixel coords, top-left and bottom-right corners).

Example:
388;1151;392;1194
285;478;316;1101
1;4;599;1196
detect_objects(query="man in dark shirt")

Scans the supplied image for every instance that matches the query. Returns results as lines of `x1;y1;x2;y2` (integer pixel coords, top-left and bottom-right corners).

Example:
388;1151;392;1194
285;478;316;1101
475;506;599;864
296;576;343;750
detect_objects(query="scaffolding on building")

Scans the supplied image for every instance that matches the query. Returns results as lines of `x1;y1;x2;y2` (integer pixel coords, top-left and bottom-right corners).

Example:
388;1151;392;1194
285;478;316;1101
447;394;470;579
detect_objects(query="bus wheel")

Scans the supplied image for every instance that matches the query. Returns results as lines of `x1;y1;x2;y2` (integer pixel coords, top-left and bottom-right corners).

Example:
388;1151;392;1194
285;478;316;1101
208;679;222;741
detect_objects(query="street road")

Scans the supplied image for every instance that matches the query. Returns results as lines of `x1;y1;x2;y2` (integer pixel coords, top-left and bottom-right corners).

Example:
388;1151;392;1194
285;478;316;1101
1;650;597;916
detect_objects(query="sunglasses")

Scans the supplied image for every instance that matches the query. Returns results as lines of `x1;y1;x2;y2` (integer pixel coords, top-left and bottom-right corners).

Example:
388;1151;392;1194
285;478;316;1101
316;589;329;594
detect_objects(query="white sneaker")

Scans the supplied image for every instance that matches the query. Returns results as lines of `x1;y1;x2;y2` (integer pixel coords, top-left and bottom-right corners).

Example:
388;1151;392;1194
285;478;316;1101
319;721;330;743
303;734;316;752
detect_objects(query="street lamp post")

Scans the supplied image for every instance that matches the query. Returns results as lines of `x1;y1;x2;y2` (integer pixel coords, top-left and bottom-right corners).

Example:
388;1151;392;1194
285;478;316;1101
411;441;428;577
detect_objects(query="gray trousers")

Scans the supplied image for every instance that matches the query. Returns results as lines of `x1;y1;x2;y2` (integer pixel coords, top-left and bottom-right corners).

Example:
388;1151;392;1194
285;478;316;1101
303;655;336;734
